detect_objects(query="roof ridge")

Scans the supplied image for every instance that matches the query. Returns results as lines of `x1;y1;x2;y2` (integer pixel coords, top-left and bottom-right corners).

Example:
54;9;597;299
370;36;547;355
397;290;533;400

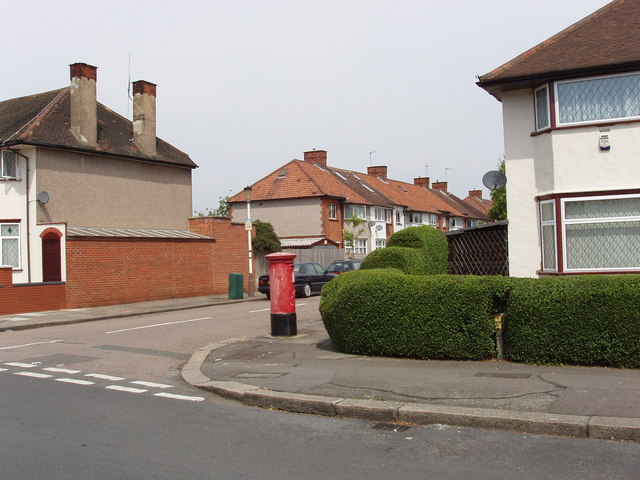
2;88;68;145
480;0;622;81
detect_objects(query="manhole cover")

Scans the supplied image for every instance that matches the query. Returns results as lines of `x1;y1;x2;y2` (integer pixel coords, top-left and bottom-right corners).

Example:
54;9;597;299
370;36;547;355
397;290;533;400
474;372;531;379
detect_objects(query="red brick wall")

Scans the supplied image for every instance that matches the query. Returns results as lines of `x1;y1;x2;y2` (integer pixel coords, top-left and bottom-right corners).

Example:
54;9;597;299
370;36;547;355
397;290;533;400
321;198;344;246
0;267;67;315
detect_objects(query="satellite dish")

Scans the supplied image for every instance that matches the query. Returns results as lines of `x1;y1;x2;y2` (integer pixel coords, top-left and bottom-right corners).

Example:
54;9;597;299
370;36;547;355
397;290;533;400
482;170;507;190
37;191;50;204
376;225;384;231
368;220;376;227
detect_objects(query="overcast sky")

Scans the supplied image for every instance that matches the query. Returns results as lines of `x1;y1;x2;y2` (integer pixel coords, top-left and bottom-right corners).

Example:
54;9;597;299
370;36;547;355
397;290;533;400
4;0;610;212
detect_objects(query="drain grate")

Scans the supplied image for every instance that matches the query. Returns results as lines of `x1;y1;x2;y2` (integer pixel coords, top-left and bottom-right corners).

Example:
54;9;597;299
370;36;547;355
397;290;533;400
371;422;412;432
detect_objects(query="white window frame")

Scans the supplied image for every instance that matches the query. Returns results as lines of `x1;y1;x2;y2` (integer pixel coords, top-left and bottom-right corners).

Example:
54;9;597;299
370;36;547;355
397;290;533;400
427;214;438;226
534;84;551;131
554;71;640;127
0;222;21;269
1;150;20;180
409;212;422;224
560;193;640;272
385;210;392;224
539;200;557;272
354;239;367;255
374;208;386;222
328;204;337;220
395;210;402;225
345;205;366;220
449;217;463;230
375;238;386;249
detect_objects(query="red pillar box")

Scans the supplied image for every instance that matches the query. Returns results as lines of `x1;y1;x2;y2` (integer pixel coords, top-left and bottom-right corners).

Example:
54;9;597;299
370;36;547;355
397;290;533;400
265;252;297;336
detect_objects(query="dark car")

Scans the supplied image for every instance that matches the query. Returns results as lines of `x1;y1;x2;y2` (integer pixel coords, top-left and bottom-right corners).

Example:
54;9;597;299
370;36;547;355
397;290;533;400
258;262;337;299
326;259;363;274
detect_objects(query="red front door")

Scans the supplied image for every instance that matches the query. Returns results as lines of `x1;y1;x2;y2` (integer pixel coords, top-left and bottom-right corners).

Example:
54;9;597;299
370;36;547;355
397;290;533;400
42;233;61;282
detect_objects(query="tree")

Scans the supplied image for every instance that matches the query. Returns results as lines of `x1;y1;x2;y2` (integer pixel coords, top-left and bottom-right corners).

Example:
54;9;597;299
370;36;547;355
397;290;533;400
194;195;230;217
253;220;281;254
488;158;507;221
342;213;365;259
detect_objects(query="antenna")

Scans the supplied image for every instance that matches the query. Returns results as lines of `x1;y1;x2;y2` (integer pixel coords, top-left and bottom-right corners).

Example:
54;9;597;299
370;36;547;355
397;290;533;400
425;165;429;177
127;53;131;118
482;170;507;190
369;150;376;166
445;167;452;181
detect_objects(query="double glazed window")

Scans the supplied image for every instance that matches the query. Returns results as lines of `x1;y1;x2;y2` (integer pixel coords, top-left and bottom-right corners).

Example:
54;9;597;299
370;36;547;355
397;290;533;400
1;150;19;180
354;239;367;254
539;194;640;272
345;205;366;220
534;72;640;131
328;204;337;220
0;223;20;268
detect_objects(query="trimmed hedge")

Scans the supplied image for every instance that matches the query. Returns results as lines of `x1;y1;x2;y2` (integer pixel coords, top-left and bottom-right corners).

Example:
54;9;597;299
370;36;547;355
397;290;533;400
320;269;500;360
321;271;640;368
387;226;448;274
504;275;640;368
360;246;426;274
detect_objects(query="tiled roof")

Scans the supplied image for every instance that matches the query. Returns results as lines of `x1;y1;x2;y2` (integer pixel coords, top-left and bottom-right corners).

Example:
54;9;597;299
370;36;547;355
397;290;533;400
230;158;491;221
462;194;493;217
280;237;328;247
478;0;640;94
67;226;211;239
0;88;196;168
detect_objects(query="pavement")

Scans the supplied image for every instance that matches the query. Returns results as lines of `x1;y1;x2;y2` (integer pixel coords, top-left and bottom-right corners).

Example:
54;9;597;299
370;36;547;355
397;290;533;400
2;295;639;441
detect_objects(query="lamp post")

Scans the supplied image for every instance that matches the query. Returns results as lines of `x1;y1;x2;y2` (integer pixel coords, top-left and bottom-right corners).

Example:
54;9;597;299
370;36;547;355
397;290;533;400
244;186;254;297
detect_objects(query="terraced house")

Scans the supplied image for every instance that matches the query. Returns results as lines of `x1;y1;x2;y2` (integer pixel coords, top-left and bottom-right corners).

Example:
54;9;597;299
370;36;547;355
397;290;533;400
478;0;640;277
229;150;491;258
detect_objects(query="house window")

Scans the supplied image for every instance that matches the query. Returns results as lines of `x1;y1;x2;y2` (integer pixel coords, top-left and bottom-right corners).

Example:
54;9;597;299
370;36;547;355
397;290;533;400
555;72;640;126
539;194;640;272
375;238;386;249
449;217;463;230
1;151;19;180
328;204;337;220
0;223;20;268
385;210;392;224
540;201;557;271
354;239;367;254
427;214;438;226
535;84;550;130
395;210;402;224
409;212;422;224
374;208;386;222
345;205;366;220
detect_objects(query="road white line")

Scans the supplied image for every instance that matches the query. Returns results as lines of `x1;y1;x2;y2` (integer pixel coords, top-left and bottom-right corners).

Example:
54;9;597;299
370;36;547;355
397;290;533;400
0;340;63;351
130;381;173;389
249;308;270;313
105;317;212;334
4;362;37;368
85;373;125;381
0;368;8;372
154;392;205;402
43;367;81;374
106;385;147;394
56;378;95;386
15;371;53;379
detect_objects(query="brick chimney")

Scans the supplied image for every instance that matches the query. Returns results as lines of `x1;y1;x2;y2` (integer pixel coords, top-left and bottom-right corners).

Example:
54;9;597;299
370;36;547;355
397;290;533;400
414;177;430;188
432;181;448;192
469;189;483;199
69;63;98;146
132;80;157;157
303;150;327;168
367;166;387;180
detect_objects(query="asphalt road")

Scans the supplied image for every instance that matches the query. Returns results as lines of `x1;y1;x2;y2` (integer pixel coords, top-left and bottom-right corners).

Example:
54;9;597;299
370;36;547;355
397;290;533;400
1;298;639;478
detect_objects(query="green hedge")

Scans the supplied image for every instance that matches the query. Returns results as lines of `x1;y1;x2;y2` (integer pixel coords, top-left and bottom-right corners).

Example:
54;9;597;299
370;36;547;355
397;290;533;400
320;270;500;360
360;246;427;274
387;226;448;274
504;275;640;368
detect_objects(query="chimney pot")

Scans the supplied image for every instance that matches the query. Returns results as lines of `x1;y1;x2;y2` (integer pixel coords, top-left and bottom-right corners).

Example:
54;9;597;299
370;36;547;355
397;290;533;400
132;80;157;157
303;150;327;168
432;181;448;192
69;62;98;146
414;177;430;188
367;165;387;180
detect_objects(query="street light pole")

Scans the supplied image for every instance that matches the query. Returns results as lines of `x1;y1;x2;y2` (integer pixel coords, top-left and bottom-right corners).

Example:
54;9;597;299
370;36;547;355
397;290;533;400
244;186;254;297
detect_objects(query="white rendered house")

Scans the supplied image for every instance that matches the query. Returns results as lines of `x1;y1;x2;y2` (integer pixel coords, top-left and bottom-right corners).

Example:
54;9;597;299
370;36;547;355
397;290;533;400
478;0;640;277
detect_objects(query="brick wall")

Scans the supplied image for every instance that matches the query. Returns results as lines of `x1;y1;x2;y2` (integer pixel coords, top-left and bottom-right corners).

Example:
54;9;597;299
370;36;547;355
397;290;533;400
0;267;67;315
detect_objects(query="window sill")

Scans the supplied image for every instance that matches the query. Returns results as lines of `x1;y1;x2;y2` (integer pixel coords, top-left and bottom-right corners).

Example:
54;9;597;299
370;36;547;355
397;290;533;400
531;118;640;137
537;270;640;276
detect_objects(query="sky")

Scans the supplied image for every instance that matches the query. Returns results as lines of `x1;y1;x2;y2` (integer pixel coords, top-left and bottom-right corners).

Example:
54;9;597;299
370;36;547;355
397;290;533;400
3;0;611;213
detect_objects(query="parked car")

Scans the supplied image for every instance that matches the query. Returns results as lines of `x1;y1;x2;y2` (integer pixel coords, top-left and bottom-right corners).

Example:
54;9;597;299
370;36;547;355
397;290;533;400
258;262;337;299
326;259;363;274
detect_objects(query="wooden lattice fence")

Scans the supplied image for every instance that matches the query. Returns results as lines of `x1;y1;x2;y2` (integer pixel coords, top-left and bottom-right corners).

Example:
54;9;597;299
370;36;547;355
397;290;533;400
445;220;509;276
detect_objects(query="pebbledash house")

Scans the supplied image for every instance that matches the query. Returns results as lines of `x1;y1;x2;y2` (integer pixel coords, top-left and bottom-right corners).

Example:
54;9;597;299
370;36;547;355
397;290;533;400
477;0;640;277
1;63;249;315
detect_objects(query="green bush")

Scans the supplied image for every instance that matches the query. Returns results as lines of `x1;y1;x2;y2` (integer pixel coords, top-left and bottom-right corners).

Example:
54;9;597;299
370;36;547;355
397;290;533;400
360;246;427;274
320;270;501;360
504;275;640;368
387;226;448;274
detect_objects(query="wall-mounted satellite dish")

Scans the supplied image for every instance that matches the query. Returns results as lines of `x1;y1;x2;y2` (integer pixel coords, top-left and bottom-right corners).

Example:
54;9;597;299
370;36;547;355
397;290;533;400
482;170;507;190
376;224;384;231
37;191;50;204
368;220;376;227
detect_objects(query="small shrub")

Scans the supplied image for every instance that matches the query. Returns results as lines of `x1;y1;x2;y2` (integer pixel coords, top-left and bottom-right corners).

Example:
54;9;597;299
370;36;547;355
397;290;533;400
360;246;426;274
387;226;448;274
